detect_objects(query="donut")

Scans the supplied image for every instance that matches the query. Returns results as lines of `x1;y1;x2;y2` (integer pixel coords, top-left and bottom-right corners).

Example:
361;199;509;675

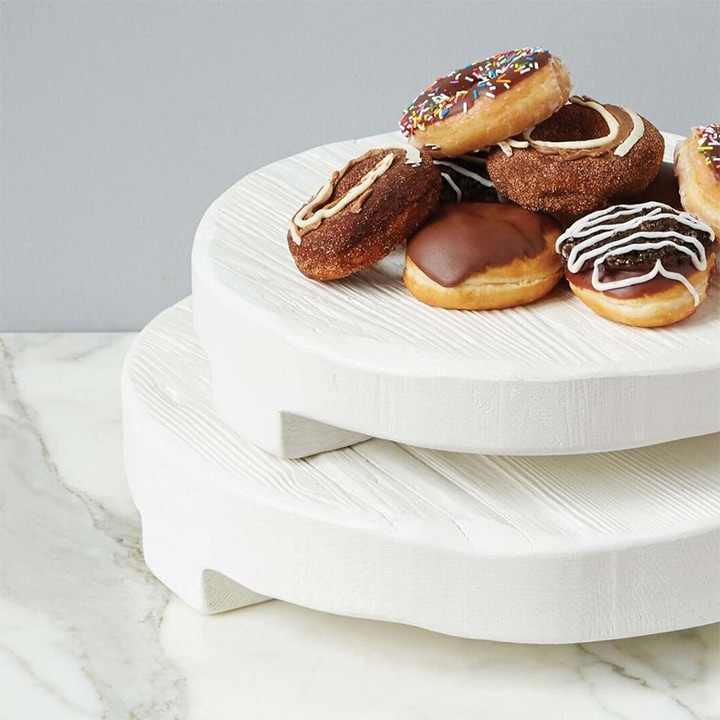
404;203;563;310
627;160;683;210
486;96;665;216
399;47;572;158
288;145;441;280
675;124;720;237
556;202;716;327
434;152;499;204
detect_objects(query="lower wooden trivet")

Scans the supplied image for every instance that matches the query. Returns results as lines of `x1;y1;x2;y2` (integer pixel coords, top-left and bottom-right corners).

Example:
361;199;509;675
122;298;720;643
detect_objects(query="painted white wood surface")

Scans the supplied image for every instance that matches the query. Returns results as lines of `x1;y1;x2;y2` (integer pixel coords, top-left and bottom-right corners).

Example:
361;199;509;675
192;131;720;459
122;298;720;643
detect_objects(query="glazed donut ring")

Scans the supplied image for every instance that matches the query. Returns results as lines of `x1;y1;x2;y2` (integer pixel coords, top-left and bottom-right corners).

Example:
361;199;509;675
675;125;720;237
288;145;441;280
486;96;665;216
403;203;562;310
556;202;716;327
399;47;571;158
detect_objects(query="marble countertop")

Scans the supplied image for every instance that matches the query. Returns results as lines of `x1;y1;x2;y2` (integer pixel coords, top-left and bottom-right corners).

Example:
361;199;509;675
1;331;718;720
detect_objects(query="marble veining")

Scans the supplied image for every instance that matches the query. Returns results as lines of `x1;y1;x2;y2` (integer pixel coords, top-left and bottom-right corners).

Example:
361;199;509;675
158;601;720;720
2;330;718;719
0;334;187;719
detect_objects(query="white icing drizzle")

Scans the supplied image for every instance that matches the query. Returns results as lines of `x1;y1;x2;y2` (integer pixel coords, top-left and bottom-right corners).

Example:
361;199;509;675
289;145;420;245
440;172;462;201
499;96;645;157
556;202;715;306
457;153;489;165
434;160;494;188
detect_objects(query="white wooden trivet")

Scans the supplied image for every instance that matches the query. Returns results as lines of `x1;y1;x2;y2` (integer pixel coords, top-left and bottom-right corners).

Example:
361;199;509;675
123;299;720;643
192;132;720;458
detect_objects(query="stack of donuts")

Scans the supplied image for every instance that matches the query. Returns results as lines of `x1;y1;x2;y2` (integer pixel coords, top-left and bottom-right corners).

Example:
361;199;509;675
288;47;718;328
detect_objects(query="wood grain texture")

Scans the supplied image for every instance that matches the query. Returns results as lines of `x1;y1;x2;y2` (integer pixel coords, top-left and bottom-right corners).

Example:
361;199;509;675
192;132;720;458
122;299;720;642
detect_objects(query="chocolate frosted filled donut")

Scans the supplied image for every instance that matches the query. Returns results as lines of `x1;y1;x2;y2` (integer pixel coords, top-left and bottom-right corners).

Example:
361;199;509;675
288;145;441;280
399;47;572;158
556;201;716;327
486;96;665;216
404;203;562;310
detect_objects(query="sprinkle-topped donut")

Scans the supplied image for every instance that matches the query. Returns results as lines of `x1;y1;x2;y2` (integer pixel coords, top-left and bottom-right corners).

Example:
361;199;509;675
398;47;572;158
675;123;720;239
399;47;551;136
695;124;720;179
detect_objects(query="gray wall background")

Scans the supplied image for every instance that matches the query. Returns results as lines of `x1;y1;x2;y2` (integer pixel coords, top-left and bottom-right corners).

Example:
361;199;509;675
2;0;718;331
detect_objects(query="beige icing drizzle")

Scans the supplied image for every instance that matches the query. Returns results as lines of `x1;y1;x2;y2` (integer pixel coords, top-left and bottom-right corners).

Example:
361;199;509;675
289;144;421;245
376;143;422;166
525;97;621;150
613;109;644;157
497;138;530;157
498;96;645;157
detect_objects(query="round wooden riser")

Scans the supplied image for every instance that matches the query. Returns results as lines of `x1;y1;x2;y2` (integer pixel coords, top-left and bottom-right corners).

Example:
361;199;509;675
122;299;720;644
191;132;720;459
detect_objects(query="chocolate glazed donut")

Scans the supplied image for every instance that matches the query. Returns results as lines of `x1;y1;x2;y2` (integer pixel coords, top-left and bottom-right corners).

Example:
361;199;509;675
486;96;665;216
404;203;563;310
399;47;572;158
288;145;441;280
556;201;716;327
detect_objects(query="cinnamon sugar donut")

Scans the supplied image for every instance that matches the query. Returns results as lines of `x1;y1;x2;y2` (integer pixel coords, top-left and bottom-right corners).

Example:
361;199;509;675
675;124;720;237
399;47;572;158
288;145;441;280
486;96;665;216
404;203;563;310
556;202;716;327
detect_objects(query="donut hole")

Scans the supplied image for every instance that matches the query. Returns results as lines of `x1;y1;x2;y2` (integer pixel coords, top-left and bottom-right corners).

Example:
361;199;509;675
531;104;610;142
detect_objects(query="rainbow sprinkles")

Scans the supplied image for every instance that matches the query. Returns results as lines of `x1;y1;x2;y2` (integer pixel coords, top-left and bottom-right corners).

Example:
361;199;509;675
399;47;551;136
695;124;720;179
